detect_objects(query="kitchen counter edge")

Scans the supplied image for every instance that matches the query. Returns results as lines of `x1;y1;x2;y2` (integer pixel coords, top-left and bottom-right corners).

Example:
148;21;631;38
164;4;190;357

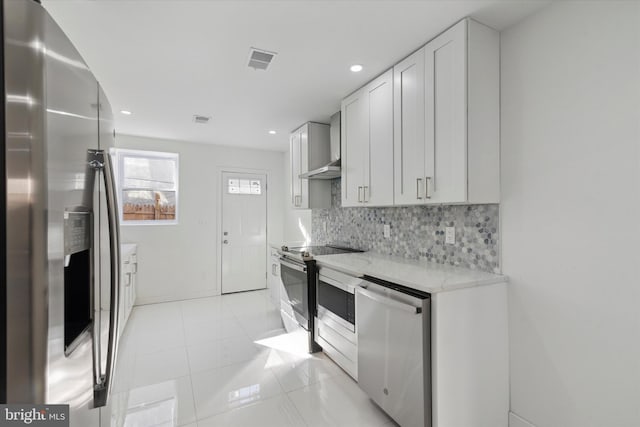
314;252;508;294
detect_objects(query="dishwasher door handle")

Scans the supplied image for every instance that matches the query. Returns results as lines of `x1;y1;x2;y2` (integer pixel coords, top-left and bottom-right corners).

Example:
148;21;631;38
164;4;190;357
357;287;422;314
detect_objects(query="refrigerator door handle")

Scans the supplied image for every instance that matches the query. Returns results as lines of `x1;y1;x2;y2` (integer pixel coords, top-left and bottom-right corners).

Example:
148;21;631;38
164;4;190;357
89;149;121;408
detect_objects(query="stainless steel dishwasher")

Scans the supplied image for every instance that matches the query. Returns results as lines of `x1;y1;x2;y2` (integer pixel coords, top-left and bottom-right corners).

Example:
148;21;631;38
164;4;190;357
356;275;431;427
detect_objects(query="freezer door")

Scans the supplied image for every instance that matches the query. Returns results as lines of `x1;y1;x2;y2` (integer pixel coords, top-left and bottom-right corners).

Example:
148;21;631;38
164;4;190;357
41;4;105;426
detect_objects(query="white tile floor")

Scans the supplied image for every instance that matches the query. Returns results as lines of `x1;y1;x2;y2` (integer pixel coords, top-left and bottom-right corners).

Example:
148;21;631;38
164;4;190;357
110;289;395;427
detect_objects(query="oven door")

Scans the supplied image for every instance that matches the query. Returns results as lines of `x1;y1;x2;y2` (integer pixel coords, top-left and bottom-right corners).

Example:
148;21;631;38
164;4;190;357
317;274;355;333
279;257;309;330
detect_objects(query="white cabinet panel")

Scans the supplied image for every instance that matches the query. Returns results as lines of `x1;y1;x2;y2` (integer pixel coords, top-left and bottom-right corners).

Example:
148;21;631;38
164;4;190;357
341;89;367;207
299;126;309;208
289;123;331;209
367;70;394;206
268;248;281;308
393;18;500;206
432;283;508;427
290;131;302;208
341;70;394;207
393;49;426;205
119;244;138;336
425;20;467;203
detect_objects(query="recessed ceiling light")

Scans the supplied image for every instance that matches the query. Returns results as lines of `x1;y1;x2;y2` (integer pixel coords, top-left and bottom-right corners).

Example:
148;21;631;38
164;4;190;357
120;110;132;115
350;64;363;73
268;130;277;135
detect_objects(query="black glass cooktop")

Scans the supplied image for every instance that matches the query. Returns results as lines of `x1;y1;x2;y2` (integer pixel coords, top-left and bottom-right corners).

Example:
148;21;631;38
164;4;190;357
286;245;363;256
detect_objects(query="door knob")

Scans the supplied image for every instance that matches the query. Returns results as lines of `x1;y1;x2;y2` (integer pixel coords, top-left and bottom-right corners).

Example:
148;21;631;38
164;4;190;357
223;240;228;244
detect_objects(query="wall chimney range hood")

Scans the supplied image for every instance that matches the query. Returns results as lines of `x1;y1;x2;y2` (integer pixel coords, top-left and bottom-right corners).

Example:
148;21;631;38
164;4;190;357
300;111;341;180
299;160;341;180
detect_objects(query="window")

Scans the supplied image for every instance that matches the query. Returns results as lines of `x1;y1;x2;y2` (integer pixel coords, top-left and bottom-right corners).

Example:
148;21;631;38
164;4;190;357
227;178;262;195
111;149;179;225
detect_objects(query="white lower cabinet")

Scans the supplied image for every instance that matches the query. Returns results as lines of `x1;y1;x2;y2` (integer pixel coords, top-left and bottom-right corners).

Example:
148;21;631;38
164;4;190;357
431;283;509;427
119;243;138;336
314;257;508;427
267;247;281;307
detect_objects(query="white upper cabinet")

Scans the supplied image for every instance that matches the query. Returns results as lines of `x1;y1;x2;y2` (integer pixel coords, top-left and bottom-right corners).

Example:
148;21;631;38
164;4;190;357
393;18;500;205
290;130;302;207
341;69;394;207
367;71;394;206
341;87;366;207
290;122;331;209
393;48;426;205
424;20;467;204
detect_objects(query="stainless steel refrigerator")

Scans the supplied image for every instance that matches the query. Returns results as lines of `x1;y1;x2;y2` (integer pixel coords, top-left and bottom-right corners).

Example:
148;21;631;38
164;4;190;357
2;0;121;426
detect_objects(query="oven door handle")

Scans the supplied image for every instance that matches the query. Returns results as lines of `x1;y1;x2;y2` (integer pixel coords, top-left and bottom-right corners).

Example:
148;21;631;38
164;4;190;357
318;275;355;294
279;257;307;273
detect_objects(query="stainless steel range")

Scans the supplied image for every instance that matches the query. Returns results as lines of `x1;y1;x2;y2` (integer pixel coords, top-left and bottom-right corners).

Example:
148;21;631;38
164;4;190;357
280;244;362;260
277;245;362;353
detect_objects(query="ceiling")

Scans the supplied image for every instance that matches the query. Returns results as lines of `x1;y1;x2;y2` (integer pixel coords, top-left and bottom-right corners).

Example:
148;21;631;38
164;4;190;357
42;0;549;152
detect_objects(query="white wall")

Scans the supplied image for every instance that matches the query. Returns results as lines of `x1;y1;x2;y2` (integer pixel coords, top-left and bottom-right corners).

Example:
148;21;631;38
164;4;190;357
501;2;640;426
115;134;285;304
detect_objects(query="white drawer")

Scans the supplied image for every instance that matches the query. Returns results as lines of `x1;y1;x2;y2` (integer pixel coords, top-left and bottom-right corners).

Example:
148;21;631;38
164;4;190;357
316;318;357;363
318;335;357;380
280;297;295;318
315;318;358;380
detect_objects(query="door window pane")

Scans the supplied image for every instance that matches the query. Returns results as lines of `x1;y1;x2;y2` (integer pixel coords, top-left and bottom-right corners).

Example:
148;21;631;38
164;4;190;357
228;178;261;195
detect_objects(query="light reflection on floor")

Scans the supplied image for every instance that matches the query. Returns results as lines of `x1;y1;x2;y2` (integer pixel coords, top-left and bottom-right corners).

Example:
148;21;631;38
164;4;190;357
110;289;394;427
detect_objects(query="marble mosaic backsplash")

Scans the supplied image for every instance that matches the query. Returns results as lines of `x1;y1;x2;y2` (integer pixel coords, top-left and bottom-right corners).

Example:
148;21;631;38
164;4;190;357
312;180;500;273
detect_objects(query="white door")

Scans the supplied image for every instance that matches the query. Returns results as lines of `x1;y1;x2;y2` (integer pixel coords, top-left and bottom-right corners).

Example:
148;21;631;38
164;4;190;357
221;172;267;294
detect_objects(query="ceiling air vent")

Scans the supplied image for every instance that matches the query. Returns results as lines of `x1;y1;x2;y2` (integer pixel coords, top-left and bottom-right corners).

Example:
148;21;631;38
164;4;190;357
247;47;277;71
193;115;211;124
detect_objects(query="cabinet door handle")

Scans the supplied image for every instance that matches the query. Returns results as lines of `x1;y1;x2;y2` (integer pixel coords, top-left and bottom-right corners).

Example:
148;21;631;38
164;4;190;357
416;178;423;200
363;186;369;203
358;186;363;203
425;177;432;199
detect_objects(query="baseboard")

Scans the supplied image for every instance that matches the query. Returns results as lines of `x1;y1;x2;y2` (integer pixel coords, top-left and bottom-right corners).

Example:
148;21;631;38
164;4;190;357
509;412;537;427
135;290;218;306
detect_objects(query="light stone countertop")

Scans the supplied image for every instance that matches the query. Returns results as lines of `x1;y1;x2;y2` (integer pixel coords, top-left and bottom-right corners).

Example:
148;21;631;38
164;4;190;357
121;243;137;255
314;251;507;294
269;241;308;250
